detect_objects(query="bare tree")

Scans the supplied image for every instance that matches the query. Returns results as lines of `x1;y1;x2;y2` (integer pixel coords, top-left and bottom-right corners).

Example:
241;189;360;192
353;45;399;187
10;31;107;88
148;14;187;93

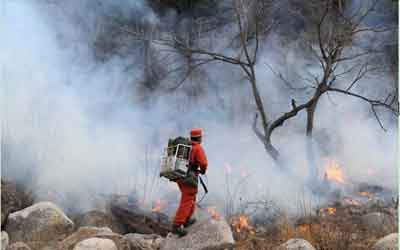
259;0;398;171
121;0;397;167
122;0;282;161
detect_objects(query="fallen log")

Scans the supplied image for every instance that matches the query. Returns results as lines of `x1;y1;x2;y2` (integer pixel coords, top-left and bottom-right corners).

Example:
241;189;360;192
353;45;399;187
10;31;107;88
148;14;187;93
110;197;171;236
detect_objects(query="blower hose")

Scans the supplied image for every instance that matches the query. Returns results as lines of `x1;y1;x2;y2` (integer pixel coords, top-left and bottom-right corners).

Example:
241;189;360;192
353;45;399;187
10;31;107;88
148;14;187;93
196;174;208;207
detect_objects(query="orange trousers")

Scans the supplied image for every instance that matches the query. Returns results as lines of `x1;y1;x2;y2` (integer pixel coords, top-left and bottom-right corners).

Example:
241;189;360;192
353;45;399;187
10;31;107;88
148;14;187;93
173;180;198;226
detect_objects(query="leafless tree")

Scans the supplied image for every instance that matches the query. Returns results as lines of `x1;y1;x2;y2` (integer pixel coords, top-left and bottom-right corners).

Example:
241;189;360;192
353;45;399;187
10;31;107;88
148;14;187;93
123;0;282;161
260;0;398;170
122;0;397;166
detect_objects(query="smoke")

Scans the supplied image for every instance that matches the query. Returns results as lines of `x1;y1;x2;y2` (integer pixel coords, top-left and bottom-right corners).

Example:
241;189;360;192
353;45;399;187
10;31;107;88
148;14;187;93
2;0;397;217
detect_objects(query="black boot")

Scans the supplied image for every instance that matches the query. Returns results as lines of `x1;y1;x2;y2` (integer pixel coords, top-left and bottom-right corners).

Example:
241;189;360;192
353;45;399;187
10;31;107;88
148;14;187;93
172;225;187;237
184;218;196;228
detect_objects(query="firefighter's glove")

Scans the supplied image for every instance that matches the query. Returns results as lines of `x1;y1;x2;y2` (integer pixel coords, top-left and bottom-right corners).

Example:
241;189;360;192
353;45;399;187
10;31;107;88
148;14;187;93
199;168;206;175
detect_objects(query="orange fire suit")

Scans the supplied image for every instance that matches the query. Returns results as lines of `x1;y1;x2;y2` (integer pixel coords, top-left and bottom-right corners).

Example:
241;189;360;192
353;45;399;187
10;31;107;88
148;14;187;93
173;141;208;226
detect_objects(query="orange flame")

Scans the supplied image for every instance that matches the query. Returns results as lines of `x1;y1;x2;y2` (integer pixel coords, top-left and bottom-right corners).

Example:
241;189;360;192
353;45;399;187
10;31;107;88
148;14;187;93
327;207;336;215
319;207;336;215
358;191;374;199
151;199;165;213
324;159;345;184
232;215;253;233
206;207;221;220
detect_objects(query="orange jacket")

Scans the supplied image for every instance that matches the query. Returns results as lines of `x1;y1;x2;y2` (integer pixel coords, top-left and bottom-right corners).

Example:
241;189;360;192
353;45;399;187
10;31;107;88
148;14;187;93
190;141;208;173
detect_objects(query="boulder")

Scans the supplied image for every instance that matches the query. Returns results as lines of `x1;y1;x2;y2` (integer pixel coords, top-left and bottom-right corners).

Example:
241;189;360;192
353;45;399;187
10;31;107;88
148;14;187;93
73;238;118;250
39;247;58;250
5;201;74;249
161;219;234;250
58;226;130;250
58;226;112;250
124;233;164;250
7;242;32;250
75;210;126;234
29;185;79;217
275;239;316;250
1;179;33;226
373;233;398;250
2;231;9;250
361;212;394;234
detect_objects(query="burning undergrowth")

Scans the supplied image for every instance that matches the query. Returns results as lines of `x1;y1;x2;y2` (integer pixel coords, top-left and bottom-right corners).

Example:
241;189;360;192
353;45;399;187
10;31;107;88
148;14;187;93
233;196;398;250
227;157;398;249
319;157;396;205
141;156;397;242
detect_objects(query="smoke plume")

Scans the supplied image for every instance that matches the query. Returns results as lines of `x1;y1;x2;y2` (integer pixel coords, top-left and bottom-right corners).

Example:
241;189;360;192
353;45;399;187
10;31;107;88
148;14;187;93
2;0;397;216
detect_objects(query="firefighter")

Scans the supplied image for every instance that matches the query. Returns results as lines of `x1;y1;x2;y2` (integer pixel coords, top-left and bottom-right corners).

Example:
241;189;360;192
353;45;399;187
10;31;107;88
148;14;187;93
172;128;208;237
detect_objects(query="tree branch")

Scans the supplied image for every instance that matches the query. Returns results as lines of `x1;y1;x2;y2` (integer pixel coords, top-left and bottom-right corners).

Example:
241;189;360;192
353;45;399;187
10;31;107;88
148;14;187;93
317;3;329;65
234;0;253;66
166;58;216;91
265;63;310;91
267;100;310;139
335;51;382;63
327;87;398;131
252;113;266;142
327;87;396;112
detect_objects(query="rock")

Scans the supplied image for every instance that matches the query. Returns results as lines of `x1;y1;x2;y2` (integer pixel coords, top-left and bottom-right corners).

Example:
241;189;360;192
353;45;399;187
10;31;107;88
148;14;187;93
373;233;398;250
73;238;118;250
58;226;112;250
7;242;32;250
124;233;164;250
75;210;126;234
40;247;58;250
1;179;33;226
361;212;394;234
58;226;130;250
2;231;9;250
30;241;59;250
29;185;78;217
5;201;74;249
275;239;316;250
1;179;20;226
161;219;234;250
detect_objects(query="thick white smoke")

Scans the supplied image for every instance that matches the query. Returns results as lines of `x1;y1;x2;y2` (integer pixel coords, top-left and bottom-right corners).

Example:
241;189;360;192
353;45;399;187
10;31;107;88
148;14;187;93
2;0;397;217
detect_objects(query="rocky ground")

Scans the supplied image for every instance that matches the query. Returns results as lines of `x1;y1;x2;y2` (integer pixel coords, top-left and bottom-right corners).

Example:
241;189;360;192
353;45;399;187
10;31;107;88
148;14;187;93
233;195;398;250
1;178;398;250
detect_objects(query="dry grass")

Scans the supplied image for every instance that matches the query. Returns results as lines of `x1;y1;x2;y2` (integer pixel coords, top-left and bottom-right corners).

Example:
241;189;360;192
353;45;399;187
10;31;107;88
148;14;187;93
233;205;398;250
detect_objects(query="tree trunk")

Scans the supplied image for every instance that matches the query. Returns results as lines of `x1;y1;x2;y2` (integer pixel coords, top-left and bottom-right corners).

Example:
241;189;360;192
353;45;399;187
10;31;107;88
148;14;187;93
306;97;320;188
306;101;317;137
248;73;281;163
264;137;280;162
144;40;151;81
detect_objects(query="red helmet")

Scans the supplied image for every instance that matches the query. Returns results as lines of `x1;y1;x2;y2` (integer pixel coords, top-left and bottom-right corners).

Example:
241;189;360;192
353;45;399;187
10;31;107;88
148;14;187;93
190;128;203;138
